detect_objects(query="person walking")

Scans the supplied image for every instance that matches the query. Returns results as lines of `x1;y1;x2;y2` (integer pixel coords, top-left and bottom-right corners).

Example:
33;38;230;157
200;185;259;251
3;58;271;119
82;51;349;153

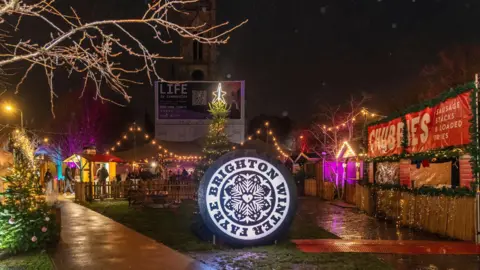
96;164;109;200
181;168;188;180
64;166;75;195
44;168;53;195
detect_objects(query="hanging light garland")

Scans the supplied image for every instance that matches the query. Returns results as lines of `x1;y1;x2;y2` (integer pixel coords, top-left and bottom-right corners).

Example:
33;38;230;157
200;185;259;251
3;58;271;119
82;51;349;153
135;154;206;166
235;108;382;160
108;122;207;165
320;108;384;132
106;122;175;158
237;121;290;159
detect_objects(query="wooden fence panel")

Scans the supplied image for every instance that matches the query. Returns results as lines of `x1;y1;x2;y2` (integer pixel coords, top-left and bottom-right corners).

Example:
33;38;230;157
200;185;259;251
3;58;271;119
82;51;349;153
355;185;476;242
304;179;317;196
83;181;197;201
345;180;357;204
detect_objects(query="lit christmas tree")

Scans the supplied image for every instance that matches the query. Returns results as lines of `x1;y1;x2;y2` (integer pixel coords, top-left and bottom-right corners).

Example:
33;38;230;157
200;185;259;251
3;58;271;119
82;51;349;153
196;83;232;179
0;130;58;253
192;84;232;239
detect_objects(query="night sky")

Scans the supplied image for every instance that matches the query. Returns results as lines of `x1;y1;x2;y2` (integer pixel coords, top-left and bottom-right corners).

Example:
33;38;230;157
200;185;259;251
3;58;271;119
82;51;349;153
4;0;480;134
217;0;479;122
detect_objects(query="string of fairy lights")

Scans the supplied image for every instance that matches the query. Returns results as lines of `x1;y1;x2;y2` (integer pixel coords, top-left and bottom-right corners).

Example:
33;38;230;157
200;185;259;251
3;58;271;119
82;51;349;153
236;121;291;159
235;108;383;160
106;107;383;164
318;108;384;132
106;122;205;164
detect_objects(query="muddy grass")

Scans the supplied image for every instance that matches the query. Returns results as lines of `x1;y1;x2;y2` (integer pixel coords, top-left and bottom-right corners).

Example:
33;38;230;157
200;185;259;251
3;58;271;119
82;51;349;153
84;199;391;270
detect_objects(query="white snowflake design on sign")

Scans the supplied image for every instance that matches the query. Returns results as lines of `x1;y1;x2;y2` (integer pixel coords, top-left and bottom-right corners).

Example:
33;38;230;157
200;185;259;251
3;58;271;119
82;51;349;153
204;157;291;241
222;172;275;226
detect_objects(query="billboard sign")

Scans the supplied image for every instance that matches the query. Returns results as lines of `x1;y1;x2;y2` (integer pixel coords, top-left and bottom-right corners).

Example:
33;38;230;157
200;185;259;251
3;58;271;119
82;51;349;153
155;81;245;143
156;81;243;120
368;90;472;157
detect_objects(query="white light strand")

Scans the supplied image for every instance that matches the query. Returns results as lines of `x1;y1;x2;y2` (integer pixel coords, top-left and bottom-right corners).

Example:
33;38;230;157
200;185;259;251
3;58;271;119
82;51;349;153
237;122;290;159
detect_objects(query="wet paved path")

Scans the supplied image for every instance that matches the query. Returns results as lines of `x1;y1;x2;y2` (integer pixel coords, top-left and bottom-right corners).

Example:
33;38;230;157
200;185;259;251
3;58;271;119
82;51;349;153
299;198;447;241
52;200;210;270
297;198;480;270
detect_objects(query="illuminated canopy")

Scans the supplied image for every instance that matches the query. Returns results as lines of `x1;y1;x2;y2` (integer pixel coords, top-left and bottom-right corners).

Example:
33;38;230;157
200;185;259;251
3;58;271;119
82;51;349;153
336;141;357;159
64;153;124;163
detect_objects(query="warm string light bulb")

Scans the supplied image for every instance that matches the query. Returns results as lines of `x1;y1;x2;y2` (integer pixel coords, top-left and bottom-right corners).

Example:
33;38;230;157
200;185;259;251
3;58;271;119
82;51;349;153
108;123;172;157
238;126;290;160
319;108;382;132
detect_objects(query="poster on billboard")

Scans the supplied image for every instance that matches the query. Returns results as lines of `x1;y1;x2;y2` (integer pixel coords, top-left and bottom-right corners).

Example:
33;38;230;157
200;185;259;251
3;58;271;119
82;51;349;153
156;81;244;120
368;90;473;157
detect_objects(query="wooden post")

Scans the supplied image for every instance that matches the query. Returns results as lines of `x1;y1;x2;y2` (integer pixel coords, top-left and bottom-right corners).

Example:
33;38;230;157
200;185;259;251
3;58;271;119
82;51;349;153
89;161;94;201
74;182;86;202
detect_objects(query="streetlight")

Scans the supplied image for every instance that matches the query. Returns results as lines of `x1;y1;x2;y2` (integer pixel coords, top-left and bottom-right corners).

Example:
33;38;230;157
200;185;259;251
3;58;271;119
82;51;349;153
4;104;23;129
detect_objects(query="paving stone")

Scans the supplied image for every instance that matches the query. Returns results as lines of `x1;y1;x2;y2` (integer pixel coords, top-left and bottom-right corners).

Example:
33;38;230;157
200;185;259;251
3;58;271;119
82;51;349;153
52;200;211;270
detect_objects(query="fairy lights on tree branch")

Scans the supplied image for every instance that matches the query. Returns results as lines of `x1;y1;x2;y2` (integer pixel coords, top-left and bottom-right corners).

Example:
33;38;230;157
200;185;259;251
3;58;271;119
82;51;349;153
0;0;247;115
318;108;384;132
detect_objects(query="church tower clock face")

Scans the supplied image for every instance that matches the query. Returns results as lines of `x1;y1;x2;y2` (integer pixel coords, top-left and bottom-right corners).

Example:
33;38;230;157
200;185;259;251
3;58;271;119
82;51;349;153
198;151;297;246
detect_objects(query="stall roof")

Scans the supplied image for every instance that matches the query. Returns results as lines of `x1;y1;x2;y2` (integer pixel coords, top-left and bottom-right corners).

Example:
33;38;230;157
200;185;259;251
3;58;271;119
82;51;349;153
292;152;322;164
336;141;364;159
64;153;124;163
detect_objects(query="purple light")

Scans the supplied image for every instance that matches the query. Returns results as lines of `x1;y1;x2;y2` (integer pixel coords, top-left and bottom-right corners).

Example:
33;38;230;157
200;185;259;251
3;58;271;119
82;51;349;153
66;162;77;168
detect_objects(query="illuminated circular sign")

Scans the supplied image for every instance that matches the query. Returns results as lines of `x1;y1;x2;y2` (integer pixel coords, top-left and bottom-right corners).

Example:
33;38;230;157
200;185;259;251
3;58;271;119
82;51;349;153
198;151;297;246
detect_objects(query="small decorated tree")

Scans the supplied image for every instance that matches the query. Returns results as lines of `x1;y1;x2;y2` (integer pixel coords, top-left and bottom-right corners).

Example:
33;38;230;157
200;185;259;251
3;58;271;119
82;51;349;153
0;130;58;253
196;83;232;179
192;83;232;240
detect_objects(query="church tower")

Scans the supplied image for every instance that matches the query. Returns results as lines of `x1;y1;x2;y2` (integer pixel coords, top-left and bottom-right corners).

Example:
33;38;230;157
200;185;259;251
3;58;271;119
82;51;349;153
177;0;217;81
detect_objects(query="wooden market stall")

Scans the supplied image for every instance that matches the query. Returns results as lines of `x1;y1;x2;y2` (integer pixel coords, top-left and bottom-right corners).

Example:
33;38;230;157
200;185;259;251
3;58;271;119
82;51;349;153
290;152;321;197
64;147;124;201
358;82;479;242
320;141;365;203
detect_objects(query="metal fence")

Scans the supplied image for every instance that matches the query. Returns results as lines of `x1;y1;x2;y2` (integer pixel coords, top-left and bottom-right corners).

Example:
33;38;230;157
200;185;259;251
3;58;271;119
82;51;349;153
80;180;197;201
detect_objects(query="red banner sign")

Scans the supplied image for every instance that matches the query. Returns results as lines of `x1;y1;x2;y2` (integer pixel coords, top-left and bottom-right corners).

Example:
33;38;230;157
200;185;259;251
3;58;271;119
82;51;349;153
368;91;472;157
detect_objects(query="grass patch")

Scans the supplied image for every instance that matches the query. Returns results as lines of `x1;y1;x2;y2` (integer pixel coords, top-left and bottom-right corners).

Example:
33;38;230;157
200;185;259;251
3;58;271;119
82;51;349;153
0;250;53;270
84;199;391;269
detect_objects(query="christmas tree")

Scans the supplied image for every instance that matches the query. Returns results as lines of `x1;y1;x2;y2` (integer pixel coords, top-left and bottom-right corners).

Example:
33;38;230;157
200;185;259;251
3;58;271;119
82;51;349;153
0;130;59;253
196;83;232;179
193;84;233;239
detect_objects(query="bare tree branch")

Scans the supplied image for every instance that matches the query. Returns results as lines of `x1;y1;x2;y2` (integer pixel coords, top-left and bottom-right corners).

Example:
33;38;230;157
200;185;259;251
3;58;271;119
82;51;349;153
307;95;369;198
0;0;247;114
